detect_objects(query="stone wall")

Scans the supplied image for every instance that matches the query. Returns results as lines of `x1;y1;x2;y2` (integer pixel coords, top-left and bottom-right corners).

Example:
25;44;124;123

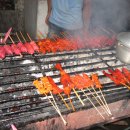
0;0;24;33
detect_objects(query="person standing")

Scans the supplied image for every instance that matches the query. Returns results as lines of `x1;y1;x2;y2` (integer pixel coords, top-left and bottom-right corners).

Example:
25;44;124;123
45;0;91;39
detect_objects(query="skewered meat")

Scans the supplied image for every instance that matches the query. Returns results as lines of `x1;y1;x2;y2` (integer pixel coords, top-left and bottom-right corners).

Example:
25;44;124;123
108;69;127;84
55;63;74;95
40;77;53;93
0;46;6;59
17;42;27;53
122;68;130;81
115;69;129;84
103;70;120;85
24;42;34;54
47;76;63;94
91;74;102;88
82;73;94;87
63;87;71;95
11;44;21;55
33;77;53;94
3;45;13;55
30;41;39;52
71;75;85;89
33;80;45;94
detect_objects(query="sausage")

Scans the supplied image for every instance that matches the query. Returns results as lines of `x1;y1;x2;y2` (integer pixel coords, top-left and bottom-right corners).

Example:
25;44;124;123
24;42;34;54
17;42;27;53
3;45;13;55
11;44;21;55
30;41;39;52
0;46;6;59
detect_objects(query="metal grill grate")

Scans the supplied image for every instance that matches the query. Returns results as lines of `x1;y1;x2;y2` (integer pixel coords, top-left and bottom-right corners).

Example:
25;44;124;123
0;46;129;129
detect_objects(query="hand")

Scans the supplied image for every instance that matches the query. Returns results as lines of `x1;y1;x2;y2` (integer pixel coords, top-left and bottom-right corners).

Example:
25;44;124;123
45;13;50;25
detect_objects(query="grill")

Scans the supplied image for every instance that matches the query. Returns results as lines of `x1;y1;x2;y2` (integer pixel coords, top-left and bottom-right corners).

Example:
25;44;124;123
0;46;130;130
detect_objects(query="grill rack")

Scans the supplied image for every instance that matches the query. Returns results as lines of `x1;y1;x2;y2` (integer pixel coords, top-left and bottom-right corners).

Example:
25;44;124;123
0;46;130;129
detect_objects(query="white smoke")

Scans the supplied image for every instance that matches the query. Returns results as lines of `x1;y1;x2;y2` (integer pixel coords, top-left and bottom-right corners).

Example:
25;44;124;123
90;0;130;33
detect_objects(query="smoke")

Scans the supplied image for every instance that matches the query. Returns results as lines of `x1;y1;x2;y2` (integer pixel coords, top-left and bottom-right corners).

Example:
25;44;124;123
90;0;130;33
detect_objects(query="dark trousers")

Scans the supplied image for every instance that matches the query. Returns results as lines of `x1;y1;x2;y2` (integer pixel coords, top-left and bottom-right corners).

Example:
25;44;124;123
47;22;83;39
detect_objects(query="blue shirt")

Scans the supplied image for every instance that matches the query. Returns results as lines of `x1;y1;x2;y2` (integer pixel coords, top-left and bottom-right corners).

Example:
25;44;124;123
49;0;84;30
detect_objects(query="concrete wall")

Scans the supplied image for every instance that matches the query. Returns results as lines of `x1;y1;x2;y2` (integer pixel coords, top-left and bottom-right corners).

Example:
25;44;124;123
24;0;48;39
0;0;24;32
24;0;38;39
36;0;48;37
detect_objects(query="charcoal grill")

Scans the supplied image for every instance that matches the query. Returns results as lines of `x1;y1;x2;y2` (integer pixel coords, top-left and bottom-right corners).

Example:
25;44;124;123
0;46;130;130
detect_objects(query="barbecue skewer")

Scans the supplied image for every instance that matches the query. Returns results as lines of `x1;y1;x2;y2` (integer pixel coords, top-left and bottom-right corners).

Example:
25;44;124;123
49;91;67;125
33;79;67;125
72;88;85;106
20;32;35;54
91;86;112;115
26;33;32;41
20;31;26;42
41;77;67;125
71;74;110;116
33;58;67;125
98;87;112;114
55;63;85;106
45;92;67;125
68;94;75;111
81;89;105;120
81;73;111;115
16;32;22;42
16;32;28;53
103;70;130;90
62;85;76;111
47;76;70;110
58;92;70;110
9;35;22;57
91;73;112;115
26;33;39;52
87;87;110;116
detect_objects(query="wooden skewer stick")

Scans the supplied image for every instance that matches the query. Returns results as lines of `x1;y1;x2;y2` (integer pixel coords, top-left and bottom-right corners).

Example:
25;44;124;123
68;94;75;111
81;89;105;120
87;87;110;116
27;33;32;42
58;93;70;110
49;91;67;125
99;88;112;115
45;93;67;125
72;88;85;106
9;35;15;44
38;31;45;38
9;35;22;57
91;86;112;115
20;31;27;42
16;32;22;42
121;82;130;90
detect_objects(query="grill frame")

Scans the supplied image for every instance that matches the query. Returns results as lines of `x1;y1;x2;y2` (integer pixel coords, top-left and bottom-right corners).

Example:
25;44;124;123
0;46;130;129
